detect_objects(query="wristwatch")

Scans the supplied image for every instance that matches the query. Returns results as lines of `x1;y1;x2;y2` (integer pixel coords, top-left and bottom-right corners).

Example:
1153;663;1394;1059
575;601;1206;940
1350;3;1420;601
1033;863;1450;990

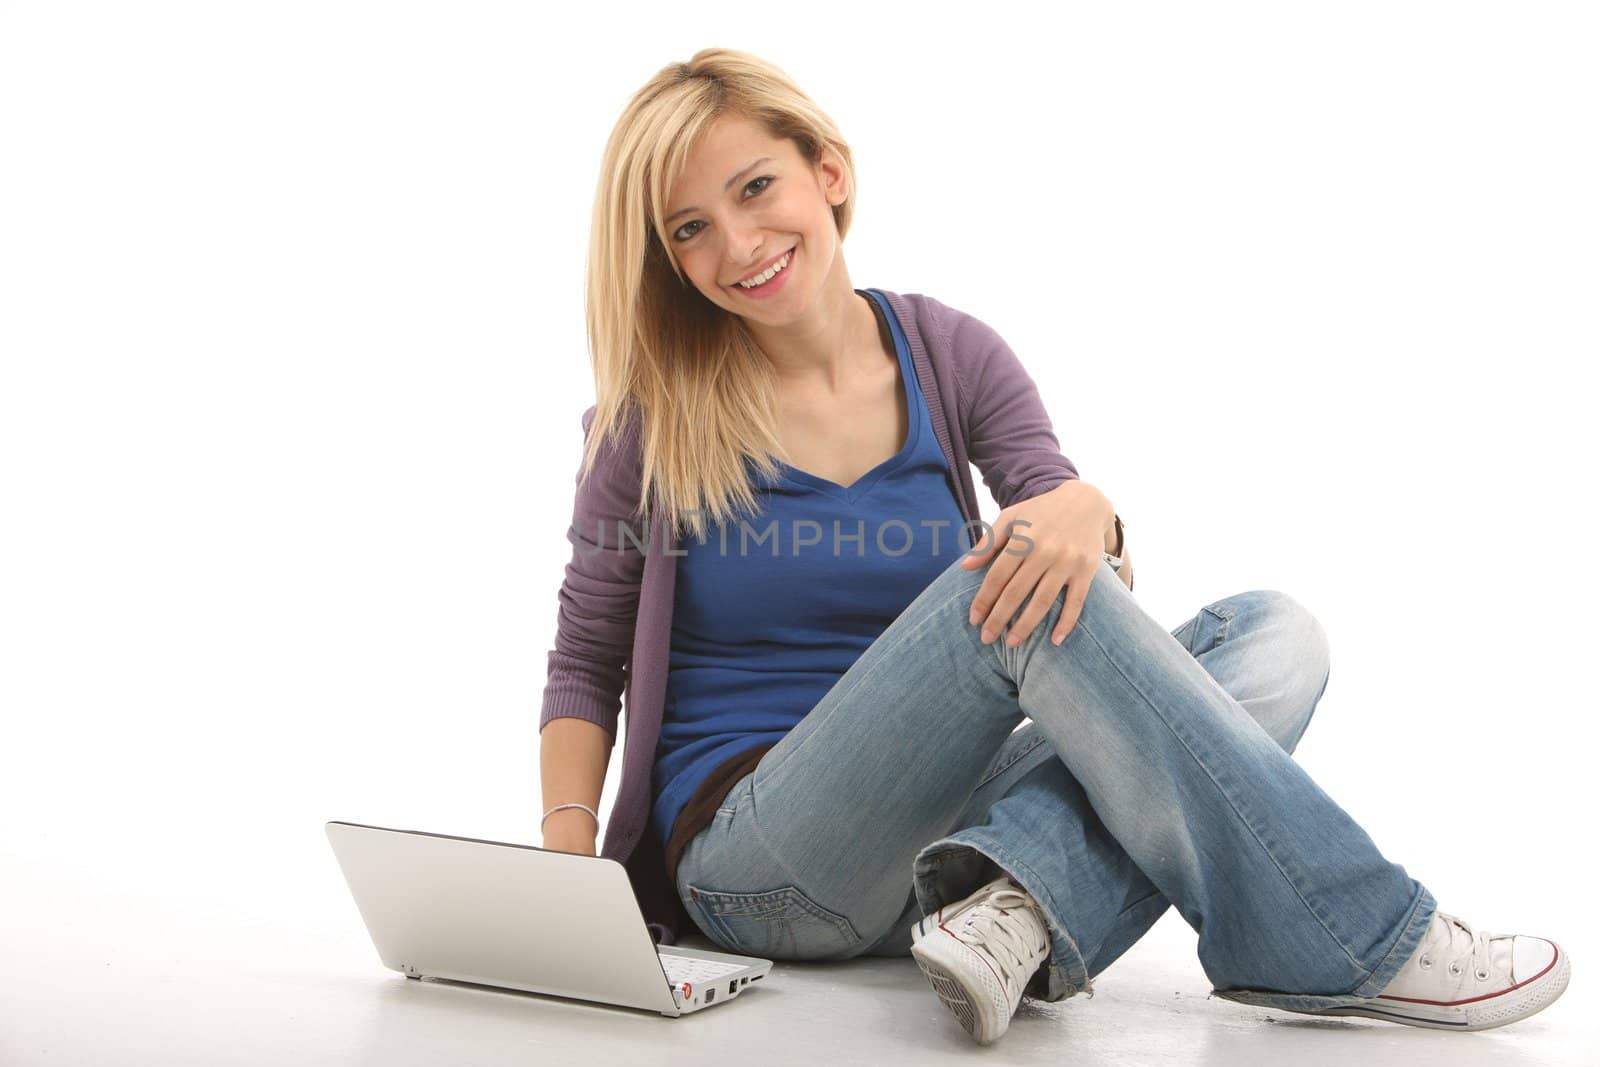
1101;513;1125;573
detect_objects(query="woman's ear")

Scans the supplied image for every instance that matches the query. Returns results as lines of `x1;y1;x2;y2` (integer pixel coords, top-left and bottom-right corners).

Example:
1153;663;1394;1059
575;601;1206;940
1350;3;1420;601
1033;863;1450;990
814;145;850;208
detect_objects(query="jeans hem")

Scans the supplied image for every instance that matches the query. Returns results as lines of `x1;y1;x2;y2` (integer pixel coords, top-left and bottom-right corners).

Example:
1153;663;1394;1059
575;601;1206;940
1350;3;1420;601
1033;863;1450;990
1208;881;1438;1012
912;834;1093;1003
1351;880;1437;997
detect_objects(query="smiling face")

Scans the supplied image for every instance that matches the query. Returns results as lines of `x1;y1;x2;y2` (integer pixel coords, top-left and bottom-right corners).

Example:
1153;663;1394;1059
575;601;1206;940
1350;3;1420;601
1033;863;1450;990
662;113;851;325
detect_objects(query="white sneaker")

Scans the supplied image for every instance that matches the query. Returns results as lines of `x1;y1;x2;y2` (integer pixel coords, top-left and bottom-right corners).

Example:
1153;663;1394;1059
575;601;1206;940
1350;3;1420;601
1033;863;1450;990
910;876;1051;1044
1299;909;1570;1031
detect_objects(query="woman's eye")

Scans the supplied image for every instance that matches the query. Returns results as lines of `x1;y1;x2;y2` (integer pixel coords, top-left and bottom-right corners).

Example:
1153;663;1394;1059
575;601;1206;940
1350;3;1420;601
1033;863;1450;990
671;177;774;242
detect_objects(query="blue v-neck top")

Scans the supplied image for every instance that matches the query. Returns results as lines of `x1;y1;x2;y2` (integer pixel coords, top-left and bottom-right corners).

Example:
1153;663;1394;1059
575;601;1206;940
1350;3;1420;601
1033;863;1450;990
651;290;970;848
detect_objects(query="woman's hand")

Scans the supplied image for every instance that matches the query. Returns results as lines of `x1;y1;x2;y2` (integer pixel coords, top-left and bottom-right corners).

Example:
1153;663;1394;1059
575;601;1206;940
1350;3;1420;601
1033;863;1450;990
542;830;597;857
962;480;1115;648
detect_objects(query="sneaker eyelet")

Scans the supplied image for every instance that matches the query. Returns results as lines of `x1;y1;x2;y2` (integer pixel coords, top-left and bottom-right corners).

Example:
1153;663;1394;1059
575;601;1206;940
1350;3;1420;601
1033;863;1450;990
1448;962;1461;977
1418;955;1433;969
1475;968;1490;981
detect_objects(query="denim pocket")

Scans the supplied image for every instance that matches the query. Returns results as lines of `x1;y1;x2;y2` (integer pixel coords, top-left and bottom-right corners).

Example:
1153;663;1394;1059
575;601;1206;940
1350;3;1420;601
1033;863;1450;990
684;882;862;962
1184;603;1235;655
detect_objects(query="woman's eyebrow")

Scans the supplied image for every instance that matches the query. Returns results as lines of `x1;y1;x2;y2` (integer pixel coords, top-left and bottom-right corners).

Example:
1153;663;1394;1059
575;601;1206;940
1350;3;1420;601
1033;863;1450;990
666;157;774;222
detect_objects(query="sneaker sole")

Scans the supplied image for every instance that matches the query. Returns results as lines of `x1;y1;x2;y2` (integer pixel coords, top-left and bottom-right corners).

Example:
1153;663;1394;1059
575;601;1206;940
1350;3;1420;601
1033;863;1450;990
1304;943;1572;1031
911;936;1005;1044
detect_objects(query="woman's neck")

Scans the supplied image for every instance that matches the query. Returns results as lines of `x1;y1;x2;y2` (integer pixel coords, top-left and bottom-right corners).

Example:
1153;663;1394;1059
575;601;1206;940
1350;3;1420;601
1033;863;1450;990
751;288;885;396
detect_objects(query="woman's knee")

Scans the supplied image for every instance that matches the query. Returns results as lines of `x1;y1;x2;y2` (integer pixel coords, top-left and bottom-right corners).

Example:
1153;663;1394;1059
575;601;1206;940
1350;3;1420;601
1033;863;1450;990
1261;591;1329;685
1231;589;1331;750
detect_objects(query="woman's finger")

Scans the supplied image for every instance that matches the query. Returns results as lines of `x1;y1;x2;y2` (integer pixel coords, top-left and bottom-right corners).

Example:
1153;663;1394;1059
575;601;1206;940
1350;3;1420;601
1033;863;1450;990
960;512;1009;570
976;547;1046;644
1005;561;1072;647
967;530;1023;628
1051;562;1098;645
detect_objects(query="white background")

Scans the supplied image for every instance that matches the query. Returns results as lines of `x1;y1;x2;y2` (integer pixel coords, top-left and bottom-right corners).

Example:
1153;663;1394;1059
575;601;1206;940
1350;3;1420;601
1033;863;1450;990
2;2;1595;1064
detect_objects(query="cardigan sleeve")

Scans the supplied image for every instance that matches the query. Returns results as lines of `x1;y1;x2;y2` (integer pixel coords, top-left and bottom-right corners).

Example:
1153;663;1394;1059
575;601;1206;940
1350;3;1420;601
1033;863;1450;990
538;403;647;740
939;299;1081;509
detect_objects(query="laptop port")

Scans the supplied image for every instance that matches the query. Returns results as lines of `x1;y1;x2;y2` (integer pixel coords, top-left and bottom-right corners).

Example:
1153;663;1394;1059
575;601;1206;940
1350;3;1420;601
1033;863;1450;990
728;981;738;996
706;988;716;1004
739;977;748;987
750;974;762;981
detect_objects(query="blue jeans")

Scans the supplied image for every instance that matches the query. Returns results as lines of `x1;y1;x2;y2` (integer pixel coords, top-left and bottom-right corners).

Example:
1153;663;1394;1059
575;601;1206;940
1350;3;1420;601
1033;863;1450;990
673;556;1437;1012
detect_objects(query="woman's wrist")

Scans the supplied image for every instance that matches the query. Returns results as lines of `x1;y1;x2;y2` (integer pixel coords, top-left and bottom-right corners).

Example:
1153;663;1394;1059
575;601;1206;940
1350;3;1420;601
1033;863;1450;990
542;820;598;856
541;810;598;849
541;804;599;835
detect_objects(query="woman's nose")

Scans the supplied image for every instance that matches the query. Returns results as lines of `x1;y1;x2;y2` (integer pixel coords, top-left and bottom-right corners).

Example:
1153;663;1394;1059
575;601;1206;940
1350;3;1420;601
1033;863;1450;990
724;227;765;266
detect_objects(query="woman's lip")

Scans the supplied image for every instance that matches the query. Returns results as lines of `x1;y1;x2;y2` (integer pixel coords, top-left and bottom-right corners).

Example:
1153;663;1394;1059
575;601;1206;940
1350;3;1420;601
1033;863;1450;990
731;246;795;288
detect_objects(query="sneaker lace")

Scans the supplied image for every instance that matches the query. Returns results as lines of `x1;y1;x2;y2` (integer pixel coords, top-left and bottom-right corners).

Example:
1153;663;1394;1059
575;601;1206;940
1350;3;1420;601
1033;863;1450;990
1432;911;1495;978
955;888;1046;988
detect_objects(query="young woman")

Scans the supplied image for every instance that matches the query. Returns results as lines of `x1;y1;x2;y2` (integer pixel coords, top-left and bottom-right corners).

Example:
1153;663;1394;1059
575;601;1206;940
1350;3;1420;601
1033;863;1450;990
537;48;1569;1045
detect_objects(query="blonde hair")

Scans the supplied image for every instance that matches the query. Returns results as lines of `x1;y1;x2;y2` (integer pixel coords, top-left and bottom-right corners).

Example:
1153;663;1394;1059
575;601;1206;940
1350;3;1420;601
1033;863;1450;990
580;48;857;544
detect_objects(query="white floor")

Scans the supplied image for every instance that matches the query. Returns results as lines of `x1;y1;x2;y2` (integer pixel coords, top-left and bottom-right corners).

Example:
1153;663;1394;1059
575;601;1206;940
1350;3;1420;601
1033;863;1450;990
5;863;1593;1067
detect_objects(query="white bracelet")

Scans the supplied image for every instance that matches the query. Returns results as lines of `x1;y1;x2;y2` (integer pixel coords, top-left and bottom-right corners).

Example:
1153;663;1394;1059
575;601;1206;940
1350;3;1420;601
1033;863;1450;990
541;802;599;831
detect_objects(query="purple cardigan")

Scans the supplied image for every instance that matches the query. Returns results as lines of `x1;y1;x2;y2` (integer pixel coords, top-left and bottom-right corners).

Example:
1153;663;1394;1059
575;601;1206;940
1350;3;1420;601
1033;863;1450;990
539;289;1081;946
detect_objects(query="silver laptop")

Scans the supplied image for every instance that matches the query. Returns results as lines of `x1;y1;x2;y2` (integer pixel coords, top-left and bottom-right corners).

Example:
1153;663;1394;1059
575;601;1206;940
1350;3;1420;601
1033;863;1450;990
325;820;772;1016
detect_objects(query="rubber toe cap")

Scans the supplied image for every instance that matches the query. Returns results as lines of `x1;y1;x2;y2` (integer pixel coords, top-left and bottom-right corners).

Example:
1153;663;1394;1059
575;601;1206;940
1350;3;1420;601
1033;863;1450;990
1512;936;1557;983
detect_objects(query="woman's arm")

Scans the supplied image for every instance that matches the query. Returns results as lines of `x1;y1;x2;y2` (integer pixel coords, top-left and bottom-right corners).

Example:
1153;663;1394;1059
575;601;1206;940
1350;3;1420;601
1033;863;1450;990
927;295;1135;593
539;406;646;748
940;298;1081;508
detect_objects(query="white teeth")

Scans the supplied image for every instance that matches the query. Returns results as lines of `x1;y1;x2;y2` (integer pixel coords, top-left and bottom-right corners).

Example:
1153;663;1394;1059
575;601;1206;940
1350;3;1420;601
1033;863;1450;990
737;250;791;288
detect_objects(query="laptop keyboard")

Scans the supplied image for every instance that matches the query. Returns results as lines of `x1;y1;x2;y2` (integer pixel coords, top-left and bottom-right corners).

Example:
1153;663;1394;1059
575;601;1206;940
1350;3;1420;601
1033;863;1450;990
660;954;745;985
